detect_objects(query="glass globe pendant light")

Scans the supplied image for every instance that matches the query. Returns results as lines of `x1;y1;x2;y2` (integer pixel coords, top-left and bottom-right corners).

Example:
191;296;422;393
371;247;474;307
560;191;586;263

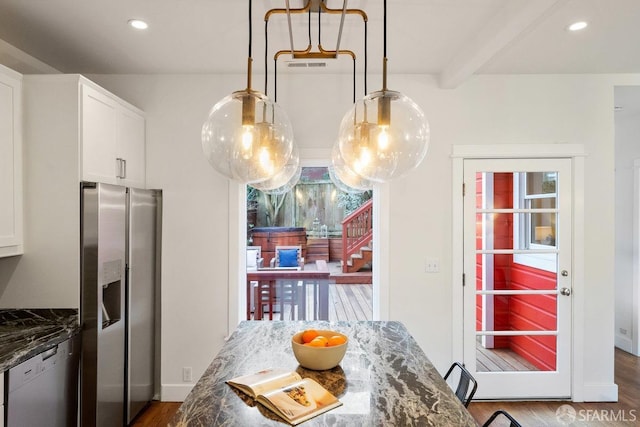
201;0;293;184
329;142;373;192
250;144;301;194
338;0;429;182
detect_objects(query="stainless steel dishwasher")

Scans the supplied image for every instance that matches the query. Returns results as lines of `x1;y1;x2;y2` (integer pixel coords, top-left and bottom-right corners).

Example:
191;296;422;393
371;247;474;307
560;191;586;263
6;335;80;427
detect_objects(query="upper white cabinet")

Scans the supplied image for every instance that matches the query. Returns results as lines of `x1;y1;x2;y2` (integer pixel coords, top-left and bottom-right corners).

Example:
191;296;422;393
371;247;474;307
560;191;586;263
81;84;118;184
24;74;146;188
115;102;146;187
82;84;145;188
0;65;23;258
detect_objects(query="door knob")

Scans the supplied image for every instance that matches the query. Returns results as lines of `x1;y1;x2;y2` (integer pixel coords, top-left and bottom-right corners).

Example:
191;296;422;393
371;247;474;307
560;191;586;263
560;287;571;296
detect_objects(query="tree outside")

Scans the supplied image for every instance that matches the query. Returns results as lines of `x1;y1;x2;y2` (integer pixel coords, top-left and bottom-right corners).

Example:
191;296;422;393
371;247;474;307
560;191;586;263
248;167;371;235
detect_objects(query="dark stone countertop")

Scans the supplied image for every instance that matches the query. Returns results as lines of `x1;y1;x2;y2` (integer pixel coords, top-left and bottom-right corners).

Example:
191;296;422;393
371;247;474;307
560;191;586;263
170;320;478;427
0;309;80;372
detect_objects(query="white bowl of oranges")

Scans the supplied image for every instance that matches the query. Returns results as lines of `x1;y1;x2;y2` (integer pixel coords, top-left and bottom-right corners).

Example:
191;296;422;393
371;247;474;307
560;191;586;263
291;329;348;371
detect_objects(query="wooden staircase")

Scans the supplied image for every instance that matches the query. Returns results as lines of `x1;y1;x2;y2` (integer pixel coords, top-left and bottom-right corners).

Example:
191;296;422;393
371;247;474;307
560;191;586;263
344;240;372;273
341;200;373;273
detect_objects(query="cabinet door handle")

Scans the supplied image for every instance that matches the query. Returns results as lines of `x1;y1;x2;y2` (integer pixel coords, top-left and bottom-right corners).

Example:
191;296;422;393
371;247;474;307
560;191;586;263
122;158;127;179
116;158;123;178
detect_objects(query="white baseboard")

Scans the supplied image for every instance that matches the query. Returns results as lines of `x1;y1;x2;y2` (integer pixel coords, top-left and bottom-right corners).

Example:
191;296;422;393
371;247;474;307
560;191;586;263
160;384;193;402
579;383;619;402
615;334;633;353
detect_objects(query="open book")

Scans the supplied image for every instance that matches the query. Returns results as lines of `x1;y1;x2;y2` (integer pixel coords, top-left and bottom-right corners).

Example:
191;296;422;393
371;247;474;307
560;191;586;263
226;369;342;425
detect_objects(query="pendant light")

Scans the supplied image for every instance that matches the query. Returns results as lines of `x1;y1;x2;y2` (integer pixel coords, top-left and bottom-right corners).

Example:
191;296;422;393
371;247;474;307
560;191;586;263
329;142;373;192
202;0;294;184
337;0;429;182
250;144;301;194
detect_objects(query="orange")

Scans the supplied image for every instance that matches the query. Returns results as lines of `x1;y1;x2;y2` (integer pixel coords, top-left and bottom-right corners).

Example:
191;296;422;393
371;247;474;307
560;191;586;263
307;336;329;347
327;335;347;347
301;329;319;344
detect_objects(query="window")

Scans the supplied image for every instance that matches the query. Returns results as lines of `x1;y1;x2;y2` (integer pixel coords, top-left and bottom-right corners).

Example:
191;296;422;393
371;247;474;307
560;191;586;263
513;172;557;272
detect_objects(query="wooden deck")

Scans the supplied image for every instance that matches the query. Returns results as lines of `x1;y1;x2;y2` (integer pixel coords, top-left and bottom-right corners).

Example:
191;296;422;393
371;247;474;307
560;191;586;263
476;338;540;372
328;284;372;321
249;261;373;321
252;283;373;321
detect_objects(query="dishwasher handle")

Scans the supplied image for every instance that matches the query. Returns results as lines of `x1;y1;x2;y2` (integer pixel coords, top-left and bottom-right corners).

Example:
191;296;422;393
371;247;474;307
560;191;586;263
41;345;58;361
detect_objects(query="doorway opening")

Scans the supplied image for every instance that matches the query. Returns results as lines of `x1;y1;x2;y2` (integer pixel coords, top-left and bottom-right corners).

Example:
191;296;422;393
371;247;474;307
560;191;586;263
243;166;374;322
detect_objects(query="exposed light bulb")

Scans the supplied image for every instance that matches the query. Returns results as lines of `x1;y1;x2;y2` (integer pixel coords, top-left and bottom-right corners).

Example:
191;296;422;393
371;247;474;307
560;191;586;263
258;146;274;174
377;126;390;150
329;142;373;193
241;125;254;158
250;145;300;193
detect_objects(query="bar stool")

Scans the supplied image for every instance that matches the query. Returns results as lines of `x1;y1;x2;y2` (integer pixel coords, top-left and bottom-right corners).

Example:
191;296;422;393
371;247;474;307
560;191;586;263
443;362;478;408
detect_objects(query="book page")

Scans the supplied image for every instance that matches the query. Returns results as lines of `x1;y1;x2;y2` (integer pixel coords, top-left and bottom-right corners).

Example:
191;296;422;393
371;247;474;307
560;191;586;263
227;369;302;397
258;378;341;425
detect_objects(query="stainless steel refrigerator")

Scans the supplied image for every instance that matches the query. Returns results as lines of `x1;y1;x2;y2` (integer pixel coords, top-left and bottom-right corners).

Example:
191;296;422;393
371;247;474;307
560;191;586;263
80;183;161;427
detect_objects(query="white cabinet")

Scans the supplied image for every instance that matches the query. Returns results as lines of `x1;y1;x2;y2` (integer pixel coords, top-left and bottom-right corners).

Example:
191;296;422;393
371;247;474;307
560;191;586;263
115;103;146;187
82;84;145;188
81;84;118;184
20;74;145;187
0;65;23;258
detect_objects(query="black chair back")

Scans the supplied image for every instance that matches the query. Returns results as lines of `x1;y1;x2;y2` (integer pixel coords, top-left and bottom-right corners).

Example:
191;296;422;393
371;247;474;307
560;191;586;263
443;362;478;408
482;409;523;427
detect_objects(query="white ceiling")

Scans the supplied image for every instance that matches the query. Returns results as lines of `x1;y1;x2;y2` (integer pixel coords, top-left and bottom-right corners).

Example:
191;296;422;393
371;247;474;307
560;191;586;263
0;0;639;88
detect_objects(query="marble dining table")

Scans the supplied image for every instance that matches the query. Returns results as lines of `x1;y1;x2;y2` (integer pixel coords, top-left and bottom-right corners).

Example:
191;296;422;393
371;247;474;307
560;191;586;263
170;320;477;426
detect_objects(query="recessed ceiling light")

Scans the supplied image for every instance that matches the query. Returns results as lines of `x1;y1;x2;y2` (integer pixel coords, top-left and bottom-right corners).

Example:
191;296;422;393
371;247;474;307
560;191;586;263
128;19;148;30
568;21;588;31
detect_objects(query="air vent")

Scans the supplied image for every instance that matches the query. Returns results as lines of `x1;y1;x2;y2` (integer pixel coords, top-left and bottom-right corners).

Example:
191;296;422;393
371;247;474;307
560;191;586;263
286;62;327;68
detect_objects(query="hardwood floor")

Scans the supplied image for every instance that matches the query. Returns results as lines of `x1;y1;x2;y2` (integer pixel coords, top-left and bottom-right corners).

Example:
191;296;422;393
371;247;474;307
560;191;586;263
131;401;181;427
133;348;639;426
468;348;640;426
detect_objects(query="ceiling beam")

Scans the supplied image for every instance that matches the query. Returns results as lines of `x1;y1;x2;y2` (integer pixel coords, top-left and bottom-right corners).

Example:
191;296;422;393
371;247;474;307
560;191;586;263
438;0;567;89
0;39;60;74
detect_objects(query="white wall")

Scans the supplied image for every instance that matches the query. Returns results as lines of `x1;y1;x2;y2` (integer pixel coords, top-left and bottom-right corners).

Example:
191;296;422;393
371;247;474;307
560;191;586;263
614;86;640;354
89;72;638;402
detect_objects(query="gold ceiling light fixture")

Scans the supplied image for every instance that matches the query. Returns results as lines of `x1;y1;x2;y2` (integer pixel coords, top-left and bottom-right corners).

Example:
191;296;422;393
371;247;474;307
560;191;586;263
201;0;294;184
265;0;367;103
337;0;430;182
249;0;368;194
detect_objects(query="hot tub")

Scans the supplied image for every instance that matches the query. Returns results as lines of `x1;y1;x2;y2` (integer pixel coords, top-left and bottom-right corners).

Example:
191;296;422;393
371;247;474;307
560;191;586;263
249;227;307;266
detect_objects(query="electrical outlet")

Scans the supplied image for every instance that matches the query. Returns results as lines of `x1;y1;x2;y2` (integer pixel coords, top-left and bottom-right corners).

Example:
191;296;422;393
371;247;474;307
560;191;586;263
183;367;193;382
425;257;440;273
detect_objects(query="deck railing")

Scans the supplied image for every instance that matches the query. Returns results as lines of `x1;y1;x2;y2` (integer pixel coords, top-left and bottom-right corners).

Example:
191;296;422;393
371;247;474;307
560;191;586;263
341;199;373;272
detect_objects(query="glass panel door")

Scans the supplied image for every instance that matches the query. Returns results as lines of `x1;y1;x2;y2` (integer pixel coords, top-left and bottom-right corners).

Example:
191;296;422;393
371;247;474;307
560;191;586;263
463;158;572;399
